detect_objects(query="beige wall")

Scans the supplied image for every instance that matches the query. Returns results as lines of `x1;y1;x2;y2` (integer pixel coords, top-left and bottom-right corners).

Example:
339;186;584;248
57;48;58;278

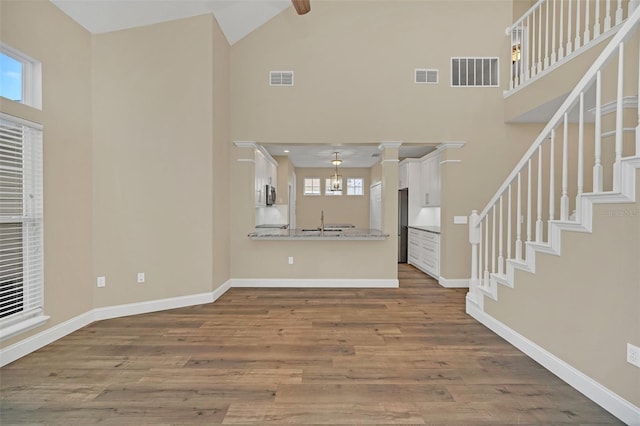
295;167;371;229
91;15;222;307
0;0;94;349
485;173;640;406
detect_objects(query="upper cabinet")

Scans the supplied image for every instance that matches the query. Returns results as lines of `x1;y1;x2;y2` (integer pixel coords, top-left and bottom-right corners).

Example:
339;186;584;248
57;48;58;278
420;152;440;206
255;147;277;207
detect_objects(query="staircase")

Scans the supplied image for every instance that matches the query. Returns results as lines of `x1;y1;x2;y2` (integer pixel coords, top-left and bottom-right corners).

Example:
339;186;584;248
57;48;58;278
466;3;640;424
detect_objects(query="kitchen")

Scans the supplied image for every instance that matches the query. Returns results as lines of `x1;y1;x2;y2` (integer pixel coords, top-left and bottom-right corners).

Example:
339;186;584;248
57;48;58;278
238;141;462;286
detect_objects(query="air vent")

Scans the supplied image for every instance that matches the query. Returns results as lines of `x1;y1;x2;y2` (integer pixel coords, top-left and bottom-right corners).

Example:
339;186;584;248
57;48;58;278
451;58;499;87
415;69;438;84
270;71;294;86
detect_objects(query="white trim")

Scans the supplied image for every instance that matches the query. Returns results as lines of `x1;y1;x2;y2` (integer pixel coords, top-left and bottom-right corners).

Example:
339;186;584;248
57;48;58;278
236;158;256;164
439;159;462;164
466;302;640;425
0;281;232;367
228;278;399;288
0;112;42;129
381;159;400;163
378;141;403;150
233;141;257;149
438;141;466;150
0;314;50;341
589;96;638;115
438;277;469;288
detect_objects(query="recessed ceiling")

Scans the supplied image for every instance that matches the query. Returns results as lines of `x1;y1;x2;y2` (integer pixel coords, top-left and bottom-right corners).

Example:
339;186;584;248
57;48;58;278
50;0;292;45
264;144;437;168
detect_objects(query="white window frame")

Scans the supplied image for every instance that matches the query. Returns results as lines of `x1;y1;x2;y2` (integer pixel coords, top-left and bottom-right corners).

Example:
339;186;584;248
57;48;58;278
346;178;364;196
0;44;42;110
325;178;343;196
303;178;321;195
0;113;47;342
450;57;499;88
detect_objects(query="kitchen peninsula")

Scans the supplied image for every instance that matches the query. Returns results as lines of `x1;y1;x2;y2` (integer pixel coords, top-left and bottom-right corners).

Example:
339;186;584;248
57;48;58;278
249;227;388;240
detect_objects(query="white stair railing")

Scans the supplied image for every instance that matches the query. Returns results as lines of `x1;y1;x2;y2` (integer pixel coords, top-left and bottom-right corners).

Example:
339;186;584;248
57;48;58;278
509;0;633;92
469;5;640;303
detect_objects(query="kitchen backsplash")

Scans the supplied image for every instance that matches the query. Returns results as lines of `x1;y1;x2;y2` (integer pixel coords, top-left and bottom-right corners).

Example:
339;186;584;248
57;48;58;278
255;204;288;226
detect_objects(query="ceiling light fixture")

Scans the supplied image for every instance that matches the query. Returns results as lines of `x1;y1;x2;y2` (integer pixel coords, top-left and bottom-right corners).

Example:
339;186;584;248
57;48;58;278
330;152;342;192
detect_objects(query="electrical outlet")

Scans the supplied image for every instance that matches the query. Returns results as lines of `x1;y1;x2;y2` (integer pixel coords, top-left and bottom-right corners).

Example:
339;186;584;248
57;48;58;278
288;257;294;265
627;343;640;368
137;272;145;283
97;276;106;288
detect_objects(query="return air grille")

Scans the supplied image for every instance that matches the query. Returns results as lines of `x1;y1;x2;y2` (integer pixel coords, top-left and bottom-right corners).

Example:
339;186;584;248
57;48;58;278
415;69;438;84
270;71;294;86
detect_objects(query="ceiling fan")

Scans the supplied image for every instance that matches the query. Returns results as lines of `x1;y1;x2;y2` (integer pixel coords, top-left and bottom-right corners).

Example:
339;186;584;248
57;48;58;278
292;0;311;15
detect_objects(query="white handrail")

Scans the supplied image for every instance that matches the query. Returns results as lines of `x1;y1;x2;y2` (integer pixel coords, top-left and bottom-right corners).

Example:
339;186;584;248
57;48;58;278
477;4;640;223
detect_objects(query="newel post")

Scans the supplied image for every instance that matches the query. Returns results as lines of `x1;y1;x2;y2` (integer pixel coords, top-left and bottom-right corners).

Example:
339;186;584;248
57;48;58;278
468;210;481;304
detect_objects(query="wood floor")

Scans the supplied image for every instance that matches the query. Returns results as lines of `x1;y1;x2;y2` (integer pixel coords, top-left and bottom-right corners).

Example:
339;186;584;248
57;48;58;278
0;264;622;424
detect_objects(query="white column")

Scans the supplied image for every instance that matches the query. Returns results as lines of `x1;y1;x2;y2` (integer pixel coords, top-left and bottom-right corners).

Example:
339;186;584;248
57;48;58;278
468;210;481;302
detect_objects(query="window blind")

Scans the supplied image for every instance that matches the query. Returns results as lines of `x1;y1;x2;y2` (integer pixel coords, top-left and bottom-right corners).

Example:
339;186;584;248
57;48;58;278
0;114;43;328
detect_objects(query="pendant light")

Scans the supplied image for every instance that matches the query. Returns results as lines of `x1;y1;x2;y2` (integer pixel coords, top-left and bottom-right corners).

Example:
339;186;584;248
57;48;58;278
330;152;342;191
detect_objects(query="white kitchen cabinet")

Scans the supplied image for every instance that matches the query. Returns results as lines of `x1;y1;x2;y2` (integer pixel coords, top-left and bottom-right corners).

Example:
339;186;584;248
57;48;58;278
255;147;278;207
398;162;408;189
420;152;440;206
370;182;382;230
408;227;439;279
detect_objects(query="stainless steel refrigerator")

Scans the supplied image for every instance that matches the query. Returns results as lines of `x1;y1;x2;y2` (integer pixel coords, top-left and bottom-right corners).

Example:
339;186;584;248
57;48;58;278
398;188;408;263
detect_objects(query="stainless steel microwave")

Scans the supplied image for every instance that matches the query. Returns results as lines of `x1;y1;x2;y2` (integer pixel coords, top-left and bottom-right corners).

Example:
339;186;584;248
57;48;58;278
266;185;276;206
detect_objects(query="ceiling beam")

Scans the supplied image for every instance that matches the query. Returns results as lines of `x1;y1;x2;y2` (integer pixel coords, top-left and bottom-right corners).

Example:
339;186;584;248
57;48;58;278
292;0;311;15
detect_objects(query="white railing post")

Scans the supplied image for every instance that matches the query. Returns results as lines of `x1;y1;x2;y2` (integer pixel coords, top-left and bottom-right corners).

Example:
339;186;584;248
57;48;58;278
491;206;497;274
469;210;480;302
559;0;566;59
484;216;489;286
561;113;570;220
614;42;624;191
516;172;523;260
549;130;556;220
594;71;603;192
594;0;601;37
507;184;512;260
552;0;558;64
498;195;504;275
536;146;543;242
605;0;612;31
527;159;533;246
584;0;591;43
637;39;640;155
575;0;582;49
577;91;585;219
544;0;550;68
616;0;624;25
532;13;538;77
567;0;573;55
538;5;543;73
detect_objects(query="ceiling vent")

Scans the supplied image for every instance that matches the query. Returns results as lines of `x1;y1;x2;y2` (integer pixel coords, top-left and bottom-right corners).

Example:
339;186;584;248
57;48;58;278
415;69;438;84
270;71;294;86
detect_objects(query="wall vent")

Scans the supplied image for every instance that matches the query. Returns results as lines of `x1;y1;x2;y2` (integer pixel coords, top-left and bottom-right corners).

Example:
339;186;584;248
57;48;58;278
415;69;438;84
270;71;294;86
451;57;499;87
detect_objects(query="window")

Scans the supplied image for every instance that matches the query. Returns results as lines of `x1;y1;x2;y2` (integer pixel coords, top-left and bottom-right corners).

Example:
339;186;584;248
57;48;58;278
451;57;499;87
0;113;46;341
347;178;364;196
303;178;321;195
0;44;42;109
325;178;342;196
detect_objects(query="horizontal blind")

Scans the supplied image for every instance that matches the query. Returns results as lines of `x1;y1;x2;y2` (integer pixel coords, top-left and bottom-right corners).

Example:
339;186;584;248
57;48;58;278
0;115;43;325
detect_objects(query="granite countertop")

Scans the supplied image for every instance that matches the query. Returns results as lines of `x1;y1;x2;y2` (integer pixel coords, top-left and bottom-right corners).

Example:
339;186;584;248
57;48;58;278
408;225;441;234
248;228;389;240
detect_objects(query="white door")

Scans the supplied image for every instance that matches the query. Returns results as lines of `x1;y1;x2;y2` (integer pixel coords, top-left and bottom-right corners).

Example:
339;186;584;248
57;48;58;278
370;182;382;230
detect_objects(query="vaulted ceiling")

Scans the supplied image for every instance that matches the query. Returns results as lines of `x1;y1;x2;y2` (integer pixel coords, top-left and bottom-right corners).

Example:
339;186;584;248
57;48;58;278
50;0;293;45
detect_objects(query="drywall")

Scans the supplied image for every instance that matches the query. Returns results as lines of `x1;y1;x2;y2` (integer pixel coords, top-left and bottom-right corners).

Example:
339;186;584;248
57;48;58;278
91;15;219;307
485;172;640;407
0;0;94;349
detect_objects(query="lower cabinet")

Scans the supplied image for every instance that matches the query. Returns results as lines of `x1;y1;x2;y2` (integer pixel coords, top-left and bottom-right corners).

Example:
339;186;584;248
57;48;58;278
408;228;439;279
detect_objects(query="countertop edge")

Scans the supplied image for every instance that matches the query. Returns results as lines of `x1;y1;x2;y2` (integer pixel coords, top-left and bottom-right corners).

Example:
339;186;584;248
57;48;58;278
408;225;441;234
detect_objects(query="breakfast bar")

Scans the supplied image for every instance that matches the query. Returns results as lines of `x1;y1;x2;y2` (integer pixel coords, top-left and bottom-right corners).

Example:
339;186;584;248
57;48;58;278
248;228;389;240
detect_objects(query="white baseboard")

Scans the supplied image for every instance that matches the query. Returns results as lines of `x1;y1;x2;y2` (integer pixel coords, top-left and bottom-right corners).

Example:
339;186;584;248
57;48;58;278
0;281;232;367
466;300;640;426
229;278;399;288
438;276;469;288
